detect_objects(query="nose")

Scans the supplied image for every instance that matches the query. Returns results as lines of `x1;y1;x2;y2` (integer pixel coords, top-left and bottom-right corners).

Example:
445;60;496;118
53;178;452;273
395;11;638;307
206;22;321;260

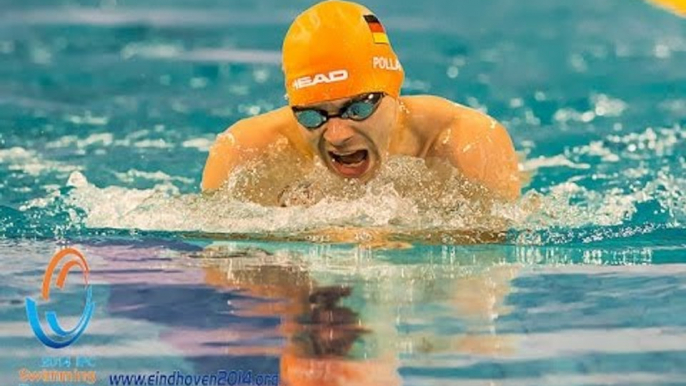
322;118;355;147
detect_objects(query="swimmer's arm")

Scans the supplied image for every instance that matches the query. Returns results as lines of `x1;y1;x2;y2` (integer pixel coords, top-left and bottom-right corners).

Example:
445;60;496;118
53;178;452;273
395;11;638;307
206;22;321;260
432;107;521;200
201;118;280;192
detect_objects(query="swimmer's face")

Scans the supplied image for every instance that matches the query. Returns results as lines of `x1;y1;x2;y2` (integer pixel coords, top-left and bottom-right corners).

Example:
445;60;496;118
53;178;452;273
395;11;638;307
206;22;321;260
292;92;398;181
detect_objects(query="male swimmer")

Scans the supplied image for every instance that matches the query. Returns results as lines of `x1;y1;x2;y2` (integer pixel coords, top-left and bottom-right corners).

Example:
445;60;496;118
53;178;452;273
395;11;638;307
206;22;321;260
202;0;520;206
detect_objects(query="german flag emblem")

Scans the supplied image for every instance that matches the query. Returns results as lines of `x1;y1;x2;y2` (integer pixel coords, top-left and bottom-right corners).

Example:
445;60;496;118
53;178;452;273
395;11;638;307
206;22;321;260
364;14;389;44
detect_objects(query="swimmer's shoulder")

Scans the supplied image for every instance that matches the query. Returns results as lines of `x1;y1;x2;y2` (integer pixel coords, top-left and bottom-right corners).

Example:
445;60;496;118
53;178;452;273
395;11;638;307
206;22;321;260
399;95;520;200
213;107;310;155
218;107;293;146
399;95;490;126
202;107;310;191
397;95;480;153
399;95;505;140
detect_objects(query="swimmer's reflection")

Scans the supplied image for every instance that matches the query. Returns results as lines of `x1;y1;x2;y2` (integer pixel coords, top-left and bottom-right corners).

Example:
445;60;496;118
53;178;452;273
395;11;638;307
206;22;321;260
204;264;399;386
201;246;518;386
297;286;368;358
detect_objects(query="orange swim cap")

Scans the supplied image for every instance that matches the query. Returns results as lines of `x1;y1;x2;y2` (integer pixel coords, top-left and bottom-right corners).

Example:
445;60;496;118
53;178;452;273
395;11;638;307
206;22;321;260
282;0;404;106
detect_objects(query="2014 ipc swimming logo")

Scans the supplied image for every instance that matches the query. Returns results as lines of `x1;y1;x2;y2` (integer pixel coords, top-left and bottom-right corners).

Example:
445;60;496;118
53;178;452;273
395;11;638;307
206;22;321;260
25;248;95;349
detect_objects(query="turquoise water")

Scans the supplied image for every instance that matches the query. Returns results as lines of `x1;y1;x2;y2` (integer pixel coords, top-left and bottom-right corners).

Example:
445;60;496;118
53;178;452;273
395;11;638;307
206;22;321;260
1;0;686;385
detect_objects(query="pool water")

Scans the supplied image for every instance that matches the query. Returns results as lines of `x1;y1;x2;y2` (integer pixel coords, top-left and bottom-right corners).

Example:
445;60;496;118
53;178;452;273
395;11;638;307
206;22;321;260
1;0;686;385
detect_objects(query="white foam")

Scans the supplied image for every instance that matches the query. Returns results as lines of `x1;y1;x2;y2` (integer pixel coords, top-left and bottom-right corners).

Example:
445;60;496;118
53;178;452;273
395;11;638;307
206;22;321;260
0;146;83;177
23;124;679;243
521;155;591;171
113;169;194;184
181;137;214;152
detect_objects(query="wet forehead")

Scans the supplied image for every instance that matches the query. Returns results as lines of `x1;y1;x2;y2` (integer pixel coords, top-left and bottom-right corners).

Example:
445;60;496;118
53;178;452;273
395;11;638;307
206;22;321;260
299;95;354;112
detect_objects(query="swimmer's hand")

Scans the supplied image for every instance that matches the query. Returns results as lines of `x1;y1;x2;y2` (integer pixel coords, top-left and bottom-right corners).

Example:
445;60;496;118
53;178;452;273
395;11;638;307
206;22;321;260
278;181;324;207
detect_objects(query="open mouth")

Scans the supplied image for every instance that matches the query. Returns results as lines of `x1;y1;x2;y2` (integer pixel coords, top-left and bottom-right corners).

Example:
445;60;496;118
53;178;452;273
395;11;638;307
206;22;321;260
328;149;370;178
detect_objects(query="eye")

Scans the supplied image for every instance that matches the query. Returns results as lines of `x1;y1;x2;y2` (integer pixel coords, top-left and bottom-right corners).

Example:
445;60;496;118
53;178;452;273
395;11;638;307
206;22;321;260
295;110;327;129
345;101;375;120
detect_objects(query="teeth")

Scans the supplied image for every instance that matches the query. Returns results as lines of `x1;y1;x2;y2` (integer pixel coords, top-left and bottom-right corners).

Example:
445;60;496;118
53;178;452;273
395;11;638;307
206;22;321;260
334;159;363;166
330;154;363;167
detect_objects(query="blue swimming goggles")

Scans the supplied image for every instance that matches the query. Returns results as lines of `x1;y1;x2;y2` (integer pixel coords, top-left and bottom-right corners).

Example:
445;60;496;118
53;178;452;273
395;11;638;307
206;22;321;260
292;92;385;130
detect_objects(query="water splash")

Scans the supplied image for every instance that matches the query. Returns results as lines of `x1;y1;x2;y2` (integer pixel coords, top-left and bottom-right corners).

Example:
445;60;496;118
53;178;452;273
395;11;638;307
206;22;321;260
7;122;683;245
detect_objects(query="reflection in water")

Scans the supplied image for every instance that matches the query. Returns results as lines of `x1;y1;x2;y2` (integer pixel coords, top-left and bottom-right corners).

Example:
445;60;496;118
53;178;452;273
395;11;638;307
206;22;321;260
17;240;675;385
199;243;518;386
299;286;367;358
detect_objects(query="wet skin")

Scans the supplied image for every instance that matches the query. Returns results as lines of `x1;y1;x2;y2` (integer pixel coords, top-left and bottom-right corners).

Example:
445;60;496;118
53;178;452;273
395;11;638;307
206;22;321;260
202;94;521;205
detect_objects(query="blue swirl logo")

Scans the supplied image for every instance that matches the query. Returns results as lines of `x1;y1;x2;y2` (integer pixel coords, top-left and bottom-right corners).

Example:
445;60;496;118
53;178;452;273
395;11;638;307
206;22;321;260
25;247;95;349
